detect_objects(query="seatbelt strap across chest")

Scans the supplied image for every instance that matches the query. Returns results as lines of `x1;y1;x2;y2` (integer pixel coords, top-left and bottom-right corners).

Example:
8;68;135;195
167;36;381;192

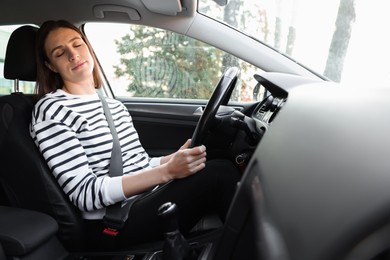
97;91;130;235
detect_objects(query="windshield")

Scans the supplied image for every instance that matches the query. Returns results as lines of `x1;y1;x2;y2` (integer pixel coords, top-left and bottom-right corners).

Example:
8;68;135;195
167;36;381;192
199;0;390;87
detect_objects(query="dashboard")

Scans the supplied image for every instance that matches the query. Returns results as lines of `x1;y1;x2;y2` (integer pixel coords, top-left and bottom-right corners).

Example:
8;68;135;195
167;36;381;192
210;72;321;169
254;94;286;125
251;72;292;138
236;75;390;259
250;71;325;129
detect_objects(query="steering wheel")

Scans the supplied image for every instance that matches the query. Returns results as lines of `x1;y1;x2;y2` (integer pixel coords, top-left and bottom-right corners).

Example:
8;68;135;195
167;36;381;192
190;66;240;147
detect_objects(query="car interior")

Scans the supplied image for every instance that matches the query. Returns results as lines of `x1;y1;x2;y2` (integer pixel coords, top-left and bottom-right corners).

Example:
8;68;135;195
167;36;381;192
0;19;270;258
2;1;390;260
0;2;266;259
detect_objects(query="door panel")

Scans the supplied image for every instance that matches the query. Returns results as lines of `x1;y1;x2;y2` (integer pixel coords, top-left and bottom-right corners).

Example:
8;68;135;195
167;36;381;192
120;100;204;157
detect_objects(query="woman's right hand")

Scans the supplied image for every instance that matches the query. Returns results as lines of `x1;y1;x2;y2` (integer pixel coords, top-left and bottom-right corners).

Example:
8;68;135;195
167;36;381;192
163;141;207;181
121;140;206;198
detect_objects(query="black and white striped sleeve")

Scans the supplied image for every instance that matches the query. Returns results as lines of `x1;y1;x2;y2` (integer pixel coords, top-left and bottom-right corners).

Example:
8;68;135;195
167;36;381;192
30;96;126;211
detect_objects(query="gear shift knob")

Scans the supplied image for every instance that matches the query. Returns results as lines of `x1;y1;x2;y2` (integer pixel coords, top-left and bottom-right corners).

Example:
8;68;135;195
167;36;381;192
158;202;179;233
157;202;196;260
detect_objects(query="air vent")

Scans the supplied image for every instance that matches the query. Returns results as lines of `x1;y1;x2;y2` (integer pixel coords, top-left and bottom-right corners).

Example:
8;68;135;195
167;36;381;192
259;96;274;113
268;99;286;123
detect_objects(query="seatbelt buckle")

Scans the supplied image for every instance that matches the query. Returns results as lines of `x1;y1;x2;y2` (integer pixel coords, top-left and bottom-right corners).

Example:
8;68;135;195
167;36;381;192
103;227;119;236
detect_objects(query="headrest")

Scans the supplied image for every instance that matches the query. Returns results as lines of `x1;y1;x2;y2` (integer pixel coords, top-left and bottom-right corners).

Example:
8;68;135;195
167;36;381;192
4;25;38;81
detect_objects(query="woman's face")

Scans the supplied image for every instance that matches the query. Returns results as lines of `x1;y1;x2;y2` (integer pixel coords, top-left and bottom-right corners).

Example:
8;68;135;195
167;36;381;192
44;27;95;88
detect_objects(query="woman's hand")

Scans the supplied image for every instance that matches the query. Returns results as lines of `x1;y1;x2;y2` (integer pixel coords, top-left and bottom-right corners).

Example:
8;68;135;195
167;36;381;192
161;139;207;181
122;139;206;198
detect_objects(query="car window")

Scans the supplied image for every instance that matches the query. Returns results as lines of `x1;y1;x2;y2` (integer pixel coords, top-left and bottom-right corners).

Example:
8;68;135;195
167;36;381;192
84;23;263;102
199;0;390;87
0;25;36;95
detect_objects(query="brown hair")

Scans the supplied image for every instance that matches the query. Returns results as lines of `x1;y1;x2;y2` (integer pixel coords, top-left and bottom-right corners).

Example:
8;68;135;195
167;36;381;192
35;20;102;97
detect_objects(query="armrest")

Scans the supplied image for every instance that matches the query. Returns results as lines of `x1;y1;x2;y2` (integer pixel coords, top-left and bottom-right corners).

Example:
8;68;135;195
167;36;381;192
0;206;58;255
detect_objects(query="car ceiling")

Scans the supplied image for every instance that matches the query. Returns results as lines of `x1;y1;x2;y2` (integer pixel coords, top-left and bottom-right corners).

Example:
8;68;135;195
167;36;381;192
0;0;196;28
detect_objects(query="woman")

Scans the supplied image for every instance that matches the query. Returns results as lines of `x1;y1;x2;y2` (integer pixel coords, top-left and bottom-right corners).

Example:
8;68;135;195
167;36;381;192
30;20;241;248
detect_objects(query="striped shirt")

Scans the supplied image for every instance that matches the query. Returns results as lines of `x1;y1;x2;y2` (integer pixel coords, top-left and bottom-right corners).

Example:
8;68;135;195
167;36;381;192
30;89;155;219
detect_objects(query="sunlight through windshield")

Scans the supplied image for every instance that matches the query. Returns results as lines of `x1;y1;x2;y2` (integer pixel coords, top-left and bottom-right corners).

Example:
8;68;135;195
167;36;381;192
199;0;390;87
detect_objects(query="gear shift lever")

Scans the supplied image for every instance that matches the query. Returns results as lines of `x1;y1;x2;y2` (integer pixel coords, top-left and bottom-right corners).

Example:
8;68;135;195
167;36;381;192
157;202;196;260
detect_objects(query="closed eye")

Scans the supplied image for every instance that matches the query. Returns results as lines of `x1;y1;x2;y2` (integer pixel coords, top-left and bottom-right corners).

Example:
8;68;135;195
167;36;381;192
73;40;84;48
55;51;65;57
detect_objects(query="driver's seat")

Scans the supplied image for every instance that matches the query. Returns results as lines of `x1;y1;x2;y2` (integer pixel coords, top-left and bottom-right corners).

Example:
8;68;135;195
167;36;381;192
0;25;87;251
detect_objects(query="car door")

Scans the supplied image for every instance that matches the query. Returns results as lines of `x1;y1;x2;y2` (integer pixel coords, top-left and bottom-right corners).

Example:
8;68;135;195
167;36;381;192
119;97;204;157
85;23;261;157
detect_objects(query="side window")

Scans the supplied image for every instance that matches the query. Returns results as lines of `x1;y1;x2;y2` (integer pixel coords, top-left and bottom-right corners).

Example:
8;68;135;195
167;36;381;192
85;23;262;102
0;25;36;95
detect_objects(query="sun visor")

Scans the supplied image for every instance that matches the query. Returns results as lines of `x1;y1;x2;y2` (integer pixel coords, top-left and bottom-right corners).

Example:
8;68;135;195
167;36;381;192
93;5;141;20
141;0;182;16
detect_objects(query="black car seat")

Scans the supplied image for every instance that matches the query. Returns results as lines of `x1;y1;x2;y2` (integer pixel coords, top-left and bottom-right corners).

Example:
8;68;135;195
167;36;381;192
0;25;87;251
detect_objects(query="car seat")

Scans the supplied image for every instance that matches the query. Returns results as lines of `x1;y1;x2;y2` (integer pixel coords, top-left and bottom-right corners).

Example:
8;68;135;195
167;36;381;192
0;25;87;251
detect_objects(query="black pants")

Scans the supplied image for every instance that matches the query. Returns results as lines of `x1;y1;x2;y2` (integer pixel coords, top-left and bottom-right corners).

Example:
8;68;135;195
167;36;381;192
85;159;241;249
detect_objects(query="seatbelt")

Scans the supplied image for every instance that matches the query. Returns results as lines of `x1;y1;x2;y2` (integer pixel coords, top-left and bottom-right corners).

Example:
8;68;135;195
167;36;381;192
97;91;170;242
97;91;133;237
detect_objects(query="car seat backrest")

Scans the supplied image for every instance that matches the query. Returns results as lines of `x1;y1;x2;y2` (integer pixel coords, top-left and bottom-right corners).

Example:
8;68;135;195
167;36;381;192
4;25;37;92
0;25;86;251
